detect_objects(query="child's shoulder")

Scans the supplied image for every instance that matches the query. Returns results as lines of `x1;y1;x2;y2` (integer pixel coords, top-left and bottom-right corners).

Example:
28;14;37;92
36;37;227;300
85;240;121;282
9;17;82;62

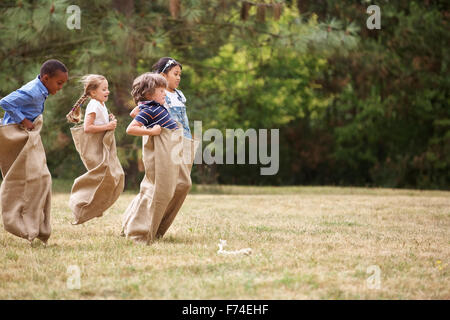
139;103;162;111
139;100;162;108
165;89;186;105
19;78;37;90
138;103;166;116
175;89;186;100
17;77;44;96
85;99;105;112
87;99;105;107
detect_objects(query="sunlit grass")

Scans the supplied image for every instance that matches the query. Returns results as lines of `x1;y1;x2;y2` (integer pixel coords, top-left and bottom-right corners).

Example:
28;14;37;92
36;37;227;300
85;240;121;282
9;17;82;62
0;183;449;299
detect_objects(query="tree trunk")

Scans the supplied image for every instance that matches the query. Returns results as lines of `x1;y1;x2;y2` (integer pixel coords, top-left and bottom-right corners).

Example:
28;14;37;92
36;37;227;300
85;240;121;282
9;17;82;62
112;0;136;116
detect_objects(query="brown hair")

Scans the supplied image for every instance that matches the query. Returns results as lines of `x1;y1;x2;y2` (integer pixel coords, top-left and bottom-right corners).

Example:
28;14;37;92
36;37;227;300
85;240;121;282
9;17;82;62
131;72;167;104
66;74;107;123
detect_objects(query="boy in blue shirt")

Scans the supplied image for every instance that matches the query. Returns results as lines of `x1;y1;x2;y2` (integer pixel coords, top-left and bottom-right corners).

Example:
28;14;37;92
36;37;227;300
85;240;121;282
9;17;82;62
0;59;68;130
0;59;68;244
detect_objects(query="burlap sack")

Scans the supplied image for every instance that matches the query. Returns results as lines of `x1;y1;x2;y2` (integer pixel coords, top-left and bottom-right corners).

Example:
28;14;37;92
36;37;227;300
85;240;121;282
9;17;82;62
69;126;125;224
0;115;51;243
121;127;199;244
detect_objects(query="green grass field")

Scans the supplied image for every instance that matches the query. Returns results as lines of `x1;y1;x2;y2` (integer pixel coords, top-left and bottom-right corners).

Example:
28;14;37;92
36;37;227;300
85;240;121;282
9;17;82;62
0;182;449;299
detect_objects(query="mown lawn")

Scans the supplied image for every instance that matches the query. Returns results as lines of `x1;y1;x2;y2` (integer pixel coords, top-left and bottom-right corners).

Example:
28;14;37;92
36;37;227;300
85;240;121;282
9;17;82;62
0;182;449;299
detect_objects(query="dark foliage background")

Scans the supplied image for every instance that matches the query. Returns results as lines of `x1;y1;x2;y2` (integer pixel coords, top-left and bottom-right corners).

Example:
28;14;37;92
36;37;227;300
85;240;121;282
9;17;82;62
0;0;448;189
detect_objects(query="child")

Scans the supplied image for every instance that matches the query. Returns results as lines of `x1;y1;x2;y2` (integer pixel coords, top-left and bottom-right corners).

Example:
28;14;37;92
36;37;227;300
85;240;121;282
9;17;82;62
66;74;117;132
0;59;68;244
65;74;124;225
1;59;68;129
126;72;178;136
130;57;191;138
122;72;196;244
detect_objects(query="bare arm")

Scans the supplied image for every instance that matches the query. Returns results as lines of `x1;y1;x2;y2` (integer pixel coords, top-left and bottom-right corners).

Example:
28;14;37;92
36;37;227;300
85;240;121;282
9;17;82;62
130;106;139;118
126;119;161;136
84;112;117;133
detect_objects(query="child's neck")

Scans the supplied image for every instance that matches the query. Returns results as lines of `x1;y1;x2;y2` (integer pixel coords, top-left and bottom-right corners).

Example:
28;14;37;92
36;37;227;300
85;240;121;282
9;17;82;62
38;77;50;93
92;98;105;105
167;88;176;93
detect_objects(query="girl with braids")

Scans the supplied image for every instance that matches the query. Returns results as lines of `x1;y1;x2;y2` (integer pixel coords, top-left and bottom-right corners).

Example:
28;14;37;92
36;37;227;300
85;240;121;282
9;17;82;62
130;57;192;138
65;74;124;225
66;74;117;132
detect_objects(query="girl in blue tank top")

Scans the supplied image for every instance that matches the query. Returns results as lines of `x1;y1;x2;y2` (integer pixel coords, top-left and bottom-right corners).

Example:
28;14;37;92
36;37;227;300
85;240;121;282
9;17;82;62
152;57;192;139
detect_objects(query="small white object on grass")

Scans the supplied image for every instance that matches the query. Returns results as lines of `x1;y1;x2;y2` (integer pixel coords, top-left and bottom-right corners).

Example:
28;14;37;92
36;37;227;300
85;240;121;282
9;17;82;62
217;239;252;256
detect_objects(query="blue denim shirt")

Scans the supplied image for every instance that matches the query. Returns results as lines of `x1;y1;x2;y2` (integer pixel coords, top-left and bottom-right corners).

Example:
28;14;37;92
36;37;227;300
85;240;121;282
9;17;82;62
0;75;49;125
165;89;192;139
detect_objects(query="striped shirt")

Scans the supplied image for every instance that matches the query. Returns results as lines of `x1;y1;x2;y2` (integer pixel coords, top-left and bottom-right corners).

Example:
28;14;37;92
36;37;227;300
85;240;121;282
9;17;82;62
135;100;178;130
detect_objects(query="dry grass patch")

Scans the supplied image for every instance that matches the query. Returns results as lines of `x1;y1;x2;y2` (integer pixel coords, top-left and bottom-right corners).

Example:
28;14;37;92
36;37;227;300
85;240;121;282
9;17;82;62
0;186;449;299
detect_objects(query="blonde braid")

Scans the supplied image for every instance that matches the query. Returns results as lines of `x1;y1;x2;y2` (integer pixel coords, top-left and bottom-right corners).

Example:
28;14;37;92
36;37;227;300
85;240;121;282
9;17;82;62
66;74;106;123
66;93;89;123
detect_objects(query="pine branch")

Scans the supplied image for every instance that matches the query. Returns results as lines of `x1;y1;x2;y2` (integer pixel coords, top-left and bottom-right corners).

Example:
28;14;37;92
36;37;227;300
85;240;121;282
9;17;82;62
3;36;98;59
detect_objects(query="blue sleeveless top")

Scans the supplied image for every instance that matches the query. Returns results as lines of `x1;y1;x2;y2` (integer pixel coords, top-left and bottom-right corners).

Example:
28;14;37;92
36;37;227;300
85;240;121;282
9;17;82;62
164;89;192;139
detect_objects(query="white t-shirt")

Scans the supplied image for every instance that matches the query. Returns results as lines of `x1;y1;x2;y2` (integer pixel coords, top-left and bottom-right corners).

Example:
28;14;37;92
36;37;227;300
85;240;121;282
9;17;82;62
165;89;186;108
84;99;109;125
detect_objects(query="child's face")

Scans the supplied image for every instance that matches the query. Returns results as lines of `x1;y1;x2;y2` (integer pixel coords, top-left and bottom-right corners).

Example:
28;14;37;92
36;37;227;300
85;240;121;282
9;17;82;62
145;87;166;105
91;80;110;103
41;70;68;95
163;65;181;92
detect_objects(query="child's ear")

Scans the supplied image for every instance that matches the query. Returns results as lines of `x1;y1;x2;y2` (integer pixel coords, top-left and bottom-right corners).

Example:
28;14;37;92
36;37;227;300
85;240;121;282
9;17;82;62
41;74;50;82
